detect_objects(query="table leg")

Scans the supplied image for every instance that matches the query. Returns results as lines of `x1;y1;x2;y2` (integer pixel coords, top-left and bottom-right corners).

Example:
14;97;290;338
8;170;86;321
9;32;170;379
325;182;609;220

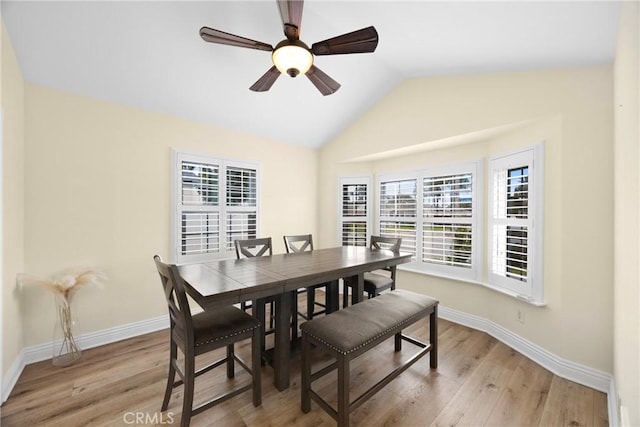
326;280;339;313
351;273;364;304
273;291;291;391
251;298;267;365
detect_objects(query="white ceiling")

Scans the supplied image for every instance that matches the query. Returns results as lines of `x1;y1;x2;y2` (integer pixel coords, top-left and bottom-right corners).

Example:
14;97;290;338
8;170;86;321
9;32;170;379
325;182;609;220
2;1;622;148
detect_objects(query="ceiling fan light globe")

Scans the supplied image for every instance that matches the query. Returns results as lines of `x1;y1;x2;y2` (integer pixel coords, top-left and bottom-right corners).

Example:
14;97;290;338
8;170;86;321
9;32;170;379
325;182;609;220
272;43;313;77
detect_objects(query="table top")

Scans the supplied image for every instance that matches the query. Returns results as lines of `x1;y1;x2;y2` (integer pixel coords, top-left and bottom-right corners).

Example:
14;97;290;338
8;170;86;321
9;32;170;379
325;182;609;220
178;246;412;309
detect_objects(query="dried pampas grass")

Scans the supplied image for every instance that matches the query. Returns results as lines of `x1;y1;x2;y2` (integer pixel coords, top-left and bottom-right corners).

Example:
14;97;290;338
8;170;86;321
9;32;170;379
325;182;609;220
18;267;107;302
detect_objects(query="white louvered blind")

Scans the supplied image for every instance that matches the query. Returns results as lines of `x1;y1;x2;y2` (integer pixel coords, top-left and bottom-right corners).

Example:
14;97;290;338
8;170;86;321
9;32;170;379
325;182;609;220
225;166;258;251
378;178;417;258
488;145;542;301
491;166;529;282
175;153;259;263
179;160;220;257
422;173;473;268
339;177;370;246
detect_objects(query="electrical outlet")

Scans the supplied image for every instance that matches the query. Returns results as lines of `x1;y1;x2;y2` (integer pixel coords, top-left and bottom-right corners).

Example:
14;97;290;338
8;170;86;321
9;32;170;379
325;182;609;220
517;309;525;324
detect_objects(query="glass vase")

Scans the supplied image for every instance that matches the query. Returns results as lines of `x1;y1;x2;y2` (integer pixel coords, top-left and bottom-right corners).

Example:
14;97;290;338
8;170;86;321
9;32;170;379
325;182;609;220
52;294;82;366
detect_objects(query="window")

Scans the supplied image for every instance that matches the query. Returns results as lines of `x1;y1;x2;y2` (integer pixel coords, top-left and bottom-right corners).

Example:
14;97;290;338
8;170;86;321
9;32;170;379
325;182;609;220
375;163;480;279
378;176;418;257
341;146;542;303
174;151;259;263
338;177;370;246
422;163;481;280
488;145;543;302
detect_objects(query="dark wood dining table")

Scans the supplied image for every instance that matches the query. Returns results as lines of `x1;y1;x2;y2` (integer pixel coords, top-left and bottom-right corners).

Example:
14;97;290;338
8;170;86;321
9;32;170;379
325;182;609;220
177;246;412;391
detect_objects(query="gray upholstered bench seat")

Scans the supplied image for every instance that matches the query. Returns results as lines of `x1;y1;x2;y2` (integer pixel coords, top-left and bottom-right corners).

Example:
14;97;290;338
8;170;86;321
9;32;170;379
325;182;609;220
300;289;439;426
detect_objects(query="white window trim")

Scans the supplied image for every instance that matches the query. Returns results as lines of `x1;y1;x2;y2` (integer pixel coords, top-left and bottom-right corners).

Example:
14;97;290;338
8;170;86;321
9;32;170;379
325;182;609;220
417;161;483;282
172;149;260;264
376;171;419;258
337;175;371;246
487;143;544;304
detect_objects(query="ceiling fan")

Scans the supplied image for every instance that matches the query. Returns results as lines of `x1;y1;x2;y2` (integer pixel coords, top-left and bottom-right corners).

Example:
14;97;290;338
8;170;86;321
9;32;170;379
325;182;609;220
199;0;379;96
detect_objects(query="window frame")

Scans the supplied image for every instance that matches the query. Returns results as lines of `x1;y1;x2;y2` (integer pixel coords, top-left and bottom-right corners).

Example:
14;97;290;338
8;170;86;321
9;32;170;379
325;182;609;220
375;163;482;280
419;162;483;281
376;172;419;259
487;144;544;303
172;150;260;264
337;176;371;247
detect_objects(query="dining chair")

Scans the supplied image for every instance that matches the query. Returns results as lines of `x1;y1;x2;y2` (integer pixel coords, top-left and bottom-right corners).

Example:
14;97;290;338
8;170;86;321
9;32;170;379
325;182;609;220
343;235;403;307
235;237;274;327
153;255;261;427
283;234;330;322
234;238;280;359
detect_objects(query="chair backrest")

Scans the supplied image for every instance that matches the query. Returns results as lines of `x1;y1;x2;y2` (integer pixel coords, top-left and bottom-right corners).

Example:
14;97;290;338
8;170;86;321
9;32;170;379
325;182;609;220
235;237;273;259
283;234;314;253
153;255;194;346
370;235;402;253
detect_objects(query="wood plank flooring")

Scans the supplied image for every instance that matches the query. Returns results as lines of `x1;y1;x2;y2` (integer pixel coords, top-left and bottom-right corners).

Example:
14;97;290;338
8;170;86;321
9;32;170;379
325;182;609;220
0;294;608;426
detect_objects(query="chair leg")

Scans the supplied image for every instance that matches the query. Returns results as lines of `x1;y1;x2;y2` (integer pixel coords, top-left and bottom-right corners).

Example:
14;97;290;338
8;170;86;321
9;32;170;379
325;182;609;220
342;281;349;308
269;301;275;329
181;351;195;427
307;288;315;320
161;340;177;411
226;344;235;378
251;327;262;406
290;291;299;341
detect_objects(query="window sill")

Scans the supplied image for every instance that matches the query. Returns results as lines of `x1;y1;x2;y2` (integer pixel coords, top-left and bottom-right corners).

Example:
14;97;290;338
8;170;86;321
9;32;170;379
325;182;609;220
397;264;547;307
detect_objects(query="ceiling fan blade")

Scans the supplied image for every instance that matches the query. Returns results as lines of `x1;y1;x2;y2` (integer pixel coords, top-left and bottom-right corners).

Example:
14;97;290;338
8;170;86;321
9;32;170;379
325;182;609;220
277;0;303;40
306;65;340;96
200;27;273;52
250;66;281;92
311;26;378;55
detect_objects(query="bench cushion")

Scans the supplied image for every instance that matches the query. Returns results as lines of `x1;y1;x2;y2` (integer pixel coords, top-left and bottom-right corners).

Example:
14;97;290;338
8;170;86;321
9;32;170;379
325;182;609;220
300;289;438;356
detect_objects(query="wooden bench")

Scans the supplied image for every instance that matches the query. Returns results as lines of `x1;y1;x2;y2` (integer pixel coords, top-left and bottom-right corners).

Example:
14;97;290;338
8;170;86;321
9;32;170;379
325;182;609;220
300;289;438;426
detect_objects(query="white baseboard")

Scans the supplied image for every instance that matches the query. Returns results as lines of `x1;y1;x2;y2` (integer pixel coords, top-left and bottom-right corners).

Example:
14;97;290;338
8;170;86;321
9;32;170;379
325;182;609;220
439;306;613;395
2;349;25;404
2;314;169;403
609;378;620;427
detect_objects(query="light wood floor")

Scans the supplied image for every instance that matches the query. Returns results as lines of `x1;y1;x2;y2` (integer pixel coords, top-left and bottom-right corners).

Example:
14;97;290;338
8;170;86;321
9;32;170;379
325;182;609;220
1;295;608;427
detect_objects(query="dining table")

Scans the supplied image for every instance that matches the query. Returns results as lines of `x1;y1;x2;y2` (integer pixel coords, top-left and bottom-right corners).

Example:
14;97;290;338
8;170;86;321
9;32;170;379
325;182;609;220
177;245;412;391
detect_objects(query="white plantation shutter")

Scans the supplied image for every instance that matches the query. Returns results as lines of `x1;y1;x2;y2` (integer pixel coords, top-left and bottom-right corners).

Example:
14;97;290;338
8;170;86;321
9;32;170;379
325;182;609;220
338;177;370;246
179;159;220;257
225;166;258;251
422;172;474;269
375;163;480;280
378;177;417;258
174;152;259;263
488;145;543;302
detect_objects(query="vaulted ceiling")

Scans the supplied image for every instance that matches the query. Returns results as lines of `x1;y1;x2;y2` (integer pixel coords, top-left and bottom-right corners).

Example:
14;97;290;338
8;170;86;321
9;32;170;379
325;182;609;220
2;1;622;148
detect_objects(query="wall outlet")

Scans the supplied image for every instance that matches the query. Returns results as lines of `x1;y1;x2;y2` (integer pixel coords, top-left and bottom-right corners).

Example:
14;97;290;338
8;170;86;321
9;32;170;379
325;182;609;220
517;309;525;324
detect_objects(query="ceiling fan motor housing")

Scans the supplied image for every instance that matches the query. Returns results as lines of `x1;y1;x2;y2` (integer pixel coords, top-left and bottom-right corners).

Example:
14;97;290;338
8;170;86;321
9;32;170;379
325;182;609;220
272;39;313;78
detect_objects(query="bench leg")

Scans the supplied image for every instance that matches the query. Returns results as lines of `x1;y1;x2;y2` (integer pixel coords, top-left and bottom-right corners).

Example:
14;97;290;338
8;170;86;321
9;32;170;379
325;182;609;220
337;355;350;427
394;332;402;351
301;333;311;413
430;305;438;368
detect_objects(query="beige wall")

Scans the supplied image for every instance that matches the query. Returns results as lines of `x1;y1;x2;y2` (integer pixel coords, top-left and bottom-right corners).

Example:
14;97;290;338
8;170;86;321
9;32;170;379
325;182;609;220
20;84;318;347
1;21;25;388
614;2;640;425
319;66;614;373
